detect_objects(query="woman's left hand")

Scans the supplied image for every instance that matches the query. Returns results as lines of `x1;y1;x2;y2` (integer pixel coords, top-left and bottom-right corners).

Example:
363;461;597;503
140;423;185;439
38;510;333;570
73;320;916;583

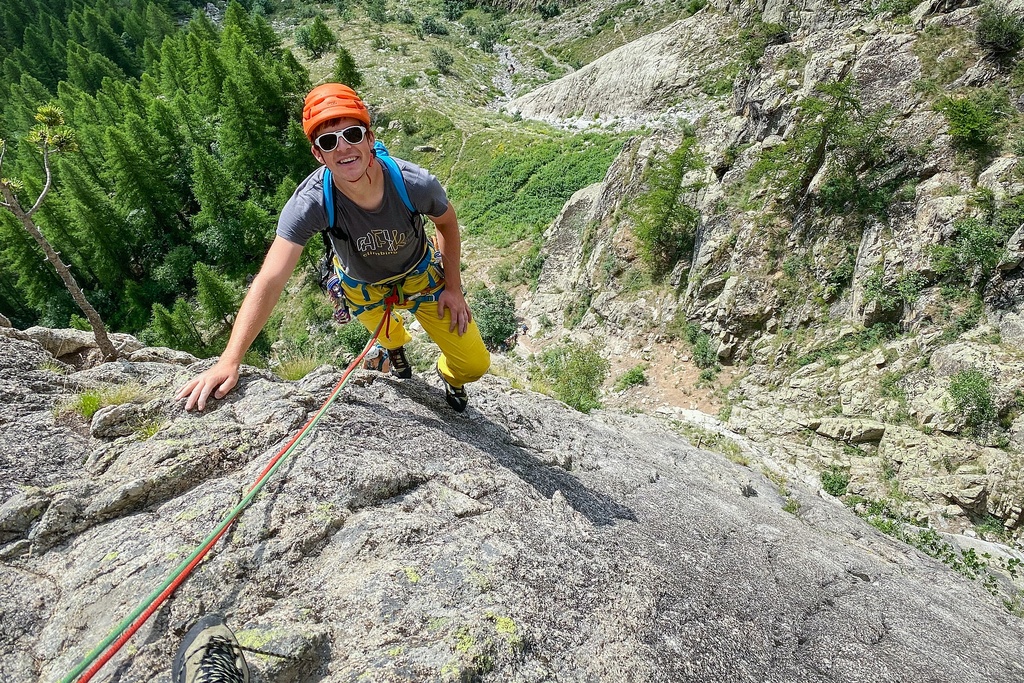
438;288;471;335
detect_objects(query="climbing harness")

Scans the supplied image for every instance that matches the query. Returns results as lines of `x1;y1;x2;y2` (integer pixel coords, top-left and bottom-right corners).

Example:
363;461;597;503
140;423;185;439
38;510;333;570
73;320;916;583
318;142;447;327
60;310;392;683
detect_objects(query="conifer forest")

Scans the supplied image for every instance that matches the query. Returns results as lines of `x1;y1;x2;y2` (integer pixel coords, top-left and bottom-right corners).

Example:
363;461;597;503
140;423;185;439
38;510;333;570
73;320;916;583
0;0;314;357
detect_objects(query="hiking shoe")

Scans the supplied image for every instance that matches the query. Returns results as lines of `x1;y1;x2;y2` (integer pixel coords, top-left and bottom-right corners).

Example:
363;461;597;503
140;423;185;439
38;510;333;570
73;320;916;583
436;367;468;413
172;614;250;683
389;345;413;379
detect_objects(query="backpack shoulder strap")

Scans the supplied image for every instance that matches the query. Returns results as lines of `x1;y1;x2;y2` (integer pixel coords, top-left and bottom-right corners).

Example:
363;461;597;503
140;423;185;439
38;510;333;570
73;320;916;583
322;166;347;244
373;141;416;215
323;167;336;229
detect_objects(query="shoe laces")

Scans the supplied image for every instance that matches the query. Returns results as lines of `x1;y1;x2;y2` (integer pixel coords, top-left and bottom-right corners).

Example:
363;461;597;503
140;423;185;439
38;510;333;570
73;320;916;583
194;636;247;683
390;347;410;373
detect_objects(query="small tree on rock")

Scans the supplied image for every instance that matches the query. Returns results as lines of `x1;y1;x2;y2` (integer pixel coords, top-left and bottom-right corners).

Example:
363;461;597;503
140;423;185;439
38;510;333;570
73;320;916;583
0;106;118;360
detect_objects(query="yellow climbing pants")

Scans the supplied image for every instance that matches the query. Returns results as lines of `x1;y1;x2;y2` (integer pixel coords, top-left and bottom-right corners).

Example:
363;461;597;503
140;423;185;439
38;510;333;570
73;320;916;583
340;263;491;388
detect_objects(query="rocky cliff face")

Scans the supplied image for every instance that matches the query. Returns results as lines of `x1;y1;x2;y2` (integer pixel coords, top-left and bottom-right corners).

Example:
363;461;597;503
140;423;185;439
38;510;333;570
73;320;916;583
508;1;1024;538
3;330;1024;682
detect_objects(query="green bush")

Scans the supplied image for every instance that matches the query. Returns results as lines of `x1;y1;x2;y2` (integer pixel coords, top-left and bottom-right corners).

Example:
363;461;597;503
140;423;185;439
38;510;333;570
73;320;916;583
535;341;609;413
868;0;917;17
692;333;718;369
538;1;560;19
673;321;718;369
863;266;897;311
975;2;1024;55
739;17;788;67
937;94;999;149
422;15;449;35
399;74;418;88
930;216;1007;284
431;47;454;74
478;25;501;53
614;364;647;391
823;248;856;300
697;366;719;385
948;368;997;435
472;285;518;349
336;321;372;355
442;0;467;21
821;465;851;496
684;0;708;16
366;0;387;23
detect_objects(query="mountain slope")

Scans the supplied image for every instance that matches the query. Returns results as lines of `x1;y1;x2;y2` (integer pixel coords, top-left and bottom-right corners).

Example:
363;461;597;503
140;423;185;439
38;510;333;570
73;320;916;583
2;330;1024;681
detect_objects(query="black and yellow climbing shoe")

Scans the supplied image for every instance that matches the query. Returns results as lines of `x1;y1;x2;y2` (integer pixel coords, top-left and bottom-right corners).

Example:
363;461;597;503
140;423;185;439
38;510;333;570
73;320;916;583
389;346;413;379
436;366;468;413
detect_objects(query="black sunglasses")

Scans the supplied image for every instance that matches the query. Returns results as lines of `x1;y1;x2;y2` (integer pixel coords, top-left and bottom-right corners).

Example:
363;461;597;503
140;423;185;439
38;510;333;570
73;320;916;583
314;125;367;152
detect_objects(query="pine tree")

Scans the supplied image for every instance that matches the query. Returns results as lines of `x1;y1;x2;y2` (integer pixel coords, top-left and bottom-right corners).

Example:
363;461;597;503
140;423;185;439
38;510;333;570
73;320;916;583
158;35;189;93
194;261;240;327
279;48;311;96
5;74;52;149
217;76;278;193
66;42;127;93
190;145;274;268
21;25;63;90
146;2;175;42
222;1;257;47
250;12;281;54
81;7;138;77
196;40;227;114
0;213;68;318
122;0;149;53
237;46;286;127
146;96;192;202
297;15;336;59
104;114;182;249
57;157;130;287
333;45;363;88
149;298;207;356
0;105;118;359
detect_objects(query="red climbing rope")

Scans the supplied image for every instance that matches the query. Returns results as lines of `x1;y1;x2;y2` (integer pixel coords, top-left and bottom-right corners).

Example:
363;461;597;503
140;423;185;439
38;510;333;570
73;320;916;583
61;312;389;683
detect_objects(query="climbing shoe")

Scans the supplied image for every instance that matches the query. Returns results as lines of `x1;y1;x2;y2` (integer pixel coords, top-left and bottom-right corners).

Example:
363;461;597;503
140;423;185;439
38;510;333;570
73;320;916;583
172;614;250;683
436;367;469;413
389;345;413;379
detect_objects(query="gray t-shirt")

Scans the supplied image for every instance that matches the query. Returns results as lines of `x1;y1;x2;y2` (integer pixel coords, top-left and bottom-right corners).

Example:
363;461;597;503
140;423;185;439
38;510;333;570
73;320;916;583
277;158;449;283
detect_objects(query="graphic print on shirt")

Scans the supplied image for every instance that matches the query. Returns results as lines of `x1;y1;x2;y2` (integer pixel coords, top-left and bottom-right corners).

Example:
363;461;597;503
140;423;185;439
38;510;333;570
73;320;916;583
356;229;408;256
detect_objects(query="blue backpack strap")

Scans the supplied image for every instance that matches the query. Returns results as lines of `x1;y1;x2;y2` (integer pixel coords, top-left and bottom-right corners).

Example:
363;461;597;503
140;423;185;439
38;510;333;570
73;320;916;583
323;167;335;228
373;141;416;214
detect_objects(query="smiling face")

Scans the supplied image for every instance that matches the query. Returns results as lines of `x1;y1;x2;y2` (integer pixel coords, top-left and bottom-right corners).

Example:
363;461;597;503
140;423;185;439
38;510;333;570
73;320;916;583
310;116;376;184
